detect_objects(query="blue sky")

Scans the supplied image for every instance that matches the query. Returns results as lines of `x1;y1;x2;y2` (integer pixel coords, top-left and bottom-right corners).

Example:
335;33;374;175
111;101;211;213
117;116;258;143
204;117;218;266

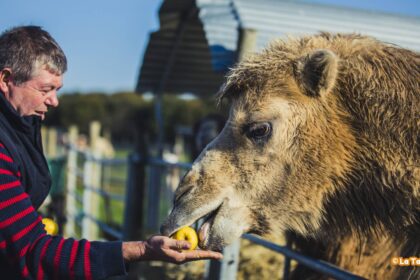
1;0;418;94
0;0;161;93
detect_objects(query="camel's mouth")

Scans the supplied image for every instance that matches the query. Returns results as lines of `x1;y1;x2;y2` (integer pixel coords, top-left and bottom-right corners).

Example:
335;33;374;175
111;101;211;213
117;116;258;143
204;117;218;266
197;204;222;248
161;201;224;246
162;195;253;251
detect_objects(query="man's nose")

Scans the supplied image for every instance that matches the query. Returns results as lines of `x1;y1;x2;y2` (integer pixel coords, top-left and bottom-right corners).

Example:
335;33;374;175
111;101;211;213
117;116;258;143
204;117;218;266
45;92;59;107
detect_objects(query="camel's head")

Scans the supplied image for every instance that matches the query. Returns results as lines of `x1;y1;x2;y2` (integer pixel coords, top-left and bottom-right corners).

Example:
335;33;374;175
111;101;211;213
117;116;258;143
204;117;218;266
161;41;356;250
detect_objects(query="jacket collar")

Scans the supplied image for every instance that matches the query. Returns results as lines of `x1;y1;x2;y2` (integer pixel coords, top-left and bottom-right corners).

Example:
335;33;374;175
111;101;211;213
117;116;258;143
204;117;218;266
0;92;39;136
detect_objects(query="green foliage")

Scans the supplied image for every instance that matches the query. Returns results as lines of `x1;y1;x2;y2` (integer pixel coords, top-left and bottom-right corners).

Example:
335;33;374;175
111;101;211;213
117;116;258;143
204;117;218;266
44;92;227;146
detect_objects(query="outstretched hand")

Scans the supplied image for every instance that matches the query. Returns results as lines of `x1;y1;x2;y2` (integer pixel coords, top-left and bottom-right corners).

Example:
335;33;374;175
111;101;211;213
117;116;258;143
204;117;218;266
122;235;223;264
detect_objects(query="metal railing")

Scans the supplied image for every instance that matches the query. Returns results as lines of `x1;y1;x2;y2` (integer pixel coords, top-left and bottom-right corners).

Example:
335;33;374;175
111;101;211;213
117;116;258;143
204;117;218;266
141;157;365;280
242;234;365;280
65;143;129;241
61;139;364;279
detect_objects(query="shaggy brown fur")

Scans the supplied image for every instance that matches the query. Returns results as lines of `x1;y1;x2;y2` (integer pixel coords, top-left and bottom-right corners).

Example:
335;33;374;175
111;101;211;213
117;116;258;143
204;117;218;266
161;33;419;279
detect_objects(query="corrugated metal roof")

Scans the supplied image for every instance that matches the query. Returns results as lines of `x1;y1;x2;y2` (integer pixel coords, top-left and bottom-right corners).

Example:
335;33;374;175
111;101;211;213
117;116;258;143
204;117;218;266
136;0;420;96
234;0;420;52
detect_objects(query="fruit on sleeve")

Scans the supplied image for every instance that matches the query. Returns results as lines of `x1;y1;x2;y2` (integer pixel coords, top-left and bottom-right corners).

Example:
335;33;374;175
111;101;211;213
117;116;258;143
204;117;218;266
42;218;59;235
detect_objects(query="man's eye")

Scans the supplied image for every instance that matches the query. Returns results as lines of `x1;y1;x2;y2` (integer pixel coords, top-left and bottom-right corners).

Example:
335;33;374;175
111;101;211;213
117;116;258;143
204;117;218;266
37;89;49;95
245;122;272;141
40;87;54;94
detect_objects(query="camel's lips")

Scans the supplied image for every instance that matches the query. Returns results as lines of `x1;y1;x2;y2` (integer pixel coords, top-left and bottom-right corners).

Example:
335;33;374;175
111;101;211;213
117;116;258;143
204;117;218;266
166;203;222;248
161;201;224;246
197;203;222;248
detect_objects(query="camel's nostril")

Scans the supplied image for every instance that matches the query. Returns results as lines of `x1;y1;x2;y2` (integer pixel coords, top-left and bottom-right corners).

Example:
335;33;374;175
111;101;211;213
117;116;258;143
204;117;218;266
160;219;177;236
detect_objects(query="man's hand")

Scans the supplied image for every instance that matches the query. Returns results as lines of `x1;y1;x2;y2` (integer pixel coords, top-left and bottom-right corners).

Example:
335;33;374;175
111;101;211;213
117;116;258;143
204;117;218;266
122;235;223;264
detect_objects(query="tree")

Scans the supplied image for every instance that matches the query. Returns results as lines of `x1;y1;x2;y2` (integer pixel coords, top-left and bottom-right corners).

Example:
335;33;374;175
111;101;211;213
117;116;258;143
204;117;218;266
44;92;226;148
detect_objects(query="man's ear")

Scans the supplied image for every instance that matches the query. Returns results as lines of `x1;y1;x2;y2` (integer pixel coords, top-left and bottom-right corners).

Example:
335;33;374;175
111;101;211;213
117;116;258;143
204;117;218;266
294;49;338;97
0;69;12;93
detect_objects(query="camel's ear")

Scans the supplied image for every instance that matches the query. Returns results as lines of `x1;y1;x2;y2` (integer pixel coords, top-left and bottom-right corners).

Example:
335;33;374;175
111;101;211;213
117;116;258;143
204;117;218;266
294;49;338;97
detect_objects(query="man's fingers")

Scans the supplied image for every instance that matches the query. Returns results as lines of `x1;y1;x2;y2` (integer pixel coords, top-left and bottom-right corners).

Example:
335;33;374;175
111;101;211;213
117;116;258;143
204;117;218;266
183;250;223;260
169;240;191;250
165;249;223;264
162;248;186;263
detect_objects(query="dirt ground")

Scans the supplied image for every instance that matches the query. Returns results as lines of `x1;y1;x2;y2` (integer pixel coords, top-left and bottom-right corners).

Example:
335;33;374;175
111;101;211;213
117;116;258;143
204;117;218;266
128;236;288;280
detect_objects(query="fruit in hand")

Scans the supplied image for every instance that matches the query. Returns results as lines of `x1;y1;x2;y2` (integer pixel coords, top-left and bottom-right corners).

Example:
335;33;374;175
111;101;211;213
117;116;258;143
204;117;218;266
172;226;198;250
42;218;58;235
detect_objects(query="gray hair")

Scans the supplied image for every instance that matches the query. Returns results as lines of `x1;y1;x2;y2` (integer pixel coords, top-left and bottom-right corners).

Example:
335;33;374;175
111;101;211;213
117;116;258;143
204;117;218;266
0;25;67;85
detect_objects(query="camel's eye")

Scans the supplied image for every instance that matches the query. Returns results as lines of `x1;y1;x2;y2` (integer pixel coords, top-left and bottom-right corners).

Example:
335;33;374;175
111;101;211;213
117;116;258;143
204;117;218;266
245;122;272;142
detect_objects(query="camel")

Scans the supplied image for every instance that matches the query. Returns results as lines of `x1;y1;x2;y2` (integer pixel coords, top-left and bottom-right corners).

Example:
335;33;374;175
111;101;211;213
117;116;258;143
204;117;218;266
161;33;419;279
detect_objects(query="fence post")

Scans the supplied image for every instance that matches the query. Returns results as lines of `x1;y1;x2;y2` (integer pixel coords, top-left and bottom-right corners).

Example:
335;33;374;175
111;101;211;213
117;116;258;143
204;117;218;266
65;125;78;237
123;133;148;240
122;154;146;240
41;126;48;155
283;235;292;280
205;28;257;280
204;239;241;280
82;121;102;239
237;28;257;61
123;132;150;279
47;128;57;157
146;165;161;232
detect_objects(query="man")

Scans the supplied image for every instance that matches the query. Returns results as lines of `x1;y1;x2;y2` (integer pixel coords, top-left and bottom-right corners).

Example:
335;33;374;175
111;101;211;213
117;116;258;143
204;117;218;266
0;26;222;279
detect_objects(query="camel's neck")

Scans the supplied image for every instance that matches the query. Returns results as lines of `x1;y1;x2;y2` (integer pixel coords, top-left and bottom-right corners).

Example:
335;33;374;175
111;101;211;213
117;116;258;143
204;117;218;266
310;168;419;279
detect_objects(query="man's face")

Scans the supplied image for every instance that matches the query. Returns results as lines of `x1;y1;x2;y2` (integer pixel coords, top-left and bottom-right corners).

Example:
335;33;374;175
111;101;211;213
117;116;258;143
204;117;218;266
4;67;62;120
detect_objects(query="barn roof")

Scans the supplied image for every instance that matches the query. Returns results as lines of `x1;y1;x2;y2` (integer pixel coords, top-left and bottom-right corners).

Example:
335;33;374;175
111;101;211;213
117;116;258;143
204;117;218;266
136;0;420;96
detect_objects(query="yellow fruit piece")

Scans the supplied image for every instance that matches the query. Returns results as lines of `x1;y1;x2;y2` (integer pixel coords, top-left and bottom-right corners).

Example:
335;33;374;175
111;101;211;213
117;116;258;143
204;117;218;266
172;226;198;250
42;218;58;235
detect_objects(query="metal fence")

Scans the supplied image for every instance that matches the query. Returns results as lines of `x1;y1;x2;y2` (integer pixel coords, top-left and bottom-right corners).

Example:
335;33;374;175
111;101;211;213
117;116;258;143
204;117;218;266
137;157;365;280
64;142;129;240
60;136;364;279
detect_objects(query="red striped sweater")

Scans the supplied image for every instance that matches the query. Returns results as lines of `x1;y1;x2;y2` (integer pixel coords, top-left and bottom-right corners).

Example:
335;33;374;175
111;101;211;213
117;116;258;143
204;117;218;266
0;142;127;279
